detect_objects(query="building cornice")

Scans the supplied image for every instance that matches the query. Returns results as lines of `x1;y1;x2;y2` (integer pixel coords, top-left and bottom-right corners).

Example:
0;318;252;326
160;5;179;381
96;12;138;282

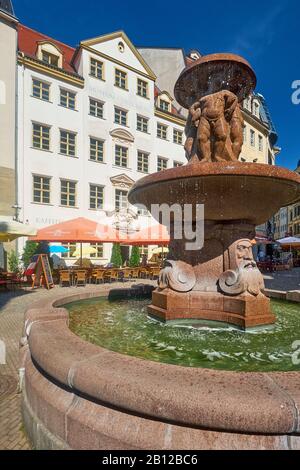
155;109;186;126
17;53;85;88
0;9;18;25
80;44;156;82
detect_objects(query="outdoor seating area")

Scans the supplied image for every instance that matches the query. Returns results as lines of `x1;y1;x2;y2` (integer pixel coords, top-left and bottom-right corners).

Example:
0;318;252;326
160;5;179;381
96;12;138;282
57;265;161;287
0;270;29;291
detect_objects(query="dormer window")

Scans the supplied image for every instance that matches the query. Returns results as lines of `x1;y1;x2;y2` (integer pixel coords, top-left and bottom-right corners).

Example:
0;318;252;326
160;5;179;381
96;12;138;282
37;42;63;69
42;51;59;67
159;99;170;112
189;50;201;61
253;101;260;118
157;92;173;113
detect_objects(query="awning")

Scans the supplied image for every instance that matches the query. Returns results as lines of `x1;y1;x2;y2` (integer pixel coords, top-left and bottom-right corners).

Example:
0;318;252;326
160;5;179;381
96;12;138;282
126;224;170;246
30;217;120;243
277;236;300;248
0;216;37;242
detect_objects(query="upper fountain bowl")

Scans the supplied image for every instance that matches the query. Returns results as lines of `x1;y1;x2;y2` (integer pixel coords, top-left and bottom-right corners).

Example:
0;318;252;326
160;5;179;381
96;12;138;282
175;53;257;109
128;162;300;225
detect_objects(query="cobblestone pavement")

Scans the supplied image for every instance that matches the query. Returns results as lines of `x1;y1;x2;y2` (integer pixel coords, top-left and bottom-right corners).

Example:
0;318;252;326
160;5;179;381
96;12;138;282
0;272;299;451
264;267;300;292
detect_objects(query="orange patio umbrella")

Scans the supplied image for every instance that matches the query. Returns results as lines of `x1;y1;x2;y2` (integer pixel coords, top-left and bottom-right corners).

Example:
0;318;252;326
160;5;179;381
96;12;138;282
126;224;170;246
30;217;121;266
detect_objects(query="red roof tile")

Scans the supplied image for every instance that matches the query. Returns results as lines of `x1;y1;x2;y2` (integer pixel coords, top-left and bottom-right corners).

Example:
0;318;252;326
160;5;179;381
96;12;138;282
18;24;77;74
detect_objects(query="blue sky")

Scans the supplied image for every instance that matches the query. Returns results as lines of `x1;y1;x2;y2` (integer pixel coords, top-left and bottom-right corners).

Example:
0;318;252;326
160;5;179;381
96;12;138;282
14;0;300;169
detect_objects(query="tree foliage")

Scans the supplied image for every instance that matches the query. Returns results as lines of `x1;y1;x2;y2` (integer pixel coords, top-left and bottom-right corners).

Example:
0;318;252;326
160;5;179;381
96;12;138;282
129;246;140;267
110;243;123;267
8;251;20;274
21;241;38;268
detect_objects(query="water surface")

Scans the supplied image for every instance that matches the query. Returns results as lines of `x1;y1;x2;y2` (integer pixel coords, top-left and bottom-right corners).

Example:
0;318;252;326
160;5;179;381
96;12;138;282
67;298;300;372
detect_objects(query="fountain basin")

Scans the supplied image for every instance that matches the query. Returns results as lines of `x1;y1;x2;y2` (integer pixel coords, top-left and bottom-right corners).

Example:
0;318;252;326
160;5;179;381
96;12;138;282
20;289;300;450
129;162;300;225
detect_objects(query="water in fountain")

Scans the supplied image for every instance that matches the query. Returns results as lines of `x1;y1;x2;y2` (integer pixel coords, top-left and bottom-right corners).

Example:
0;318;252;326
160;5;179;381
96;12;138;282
67;297;300;372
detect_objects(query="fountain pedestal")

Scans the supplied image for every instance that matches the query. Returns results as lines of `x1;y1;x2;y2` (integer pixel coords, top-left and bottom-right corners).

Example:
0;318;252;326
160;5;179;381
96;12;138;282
149;291;274;329
148;218;276;328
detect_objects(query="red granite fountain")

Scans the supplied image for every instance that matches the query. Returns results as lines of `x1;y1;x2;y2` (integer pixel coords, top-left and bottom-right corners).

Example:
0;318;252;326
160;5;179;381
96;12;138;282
129;53;300;329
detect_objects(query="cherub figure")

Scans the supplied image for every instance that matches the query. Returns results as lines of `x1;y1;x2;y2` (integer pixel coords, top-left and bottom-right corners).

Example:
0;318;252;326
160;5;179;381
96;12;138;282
185;90;244;163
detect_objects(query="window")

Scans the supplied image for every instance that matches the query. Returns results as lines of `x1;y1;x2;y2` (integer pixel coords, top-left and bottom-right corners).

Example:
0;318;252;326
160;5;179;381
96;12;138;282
137;78;148;98
173;129;183;145
90;243;104;259
33;175;50;204
60;89;76;110
173;161;183;168
89;184;104;210
115;69;127;89
258;135;263;152
250;129;255;147
114;107;128;126
137;115;149;133
32;79;50;101
62;243;76;259
159;99;170;112
115;145;128;168
157;123;168;140
139;246;149;257
137;151;149;173
90;137;104;162
61;180;77;207
157;157;168;172
90;58;104;80
115;189;128;211
60;130;76;157
118;41;125;53
42;51;59;67
137;206;149;217
89;98;104;119
32;123;50;151
244;96;251;111
254;102;260;117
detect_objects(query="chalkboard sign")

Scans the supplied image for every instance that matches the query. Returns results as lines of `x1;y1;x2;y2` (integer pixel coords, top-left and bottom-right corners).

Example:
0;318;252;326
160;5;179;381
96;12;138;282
33;254;54;290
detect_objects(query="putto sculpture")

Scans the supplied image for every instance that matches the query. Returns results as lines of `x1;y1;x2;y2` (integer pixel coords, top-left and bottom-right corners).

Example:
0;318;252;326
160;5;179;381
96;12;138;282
129;53;300;329
185;90;244;163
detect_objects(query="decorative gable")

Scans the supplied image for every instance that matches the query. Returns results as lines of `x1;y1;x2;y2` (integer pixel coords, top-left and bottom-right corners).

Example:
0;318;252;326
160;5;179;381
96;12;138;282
110;128;135;144
110;174;135;190
80;31;156;81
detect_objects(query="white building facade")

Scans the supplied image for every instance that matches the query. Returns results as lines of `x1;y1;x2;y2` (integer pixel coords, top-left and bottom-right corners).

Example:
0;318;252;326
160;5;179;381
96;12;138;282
17;28;186;264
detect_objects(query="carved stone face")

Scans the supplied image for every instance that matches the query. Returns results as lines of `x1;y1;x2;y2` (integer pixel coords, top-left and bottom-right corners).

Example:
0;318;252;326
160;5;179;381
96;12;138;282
235;240;257;269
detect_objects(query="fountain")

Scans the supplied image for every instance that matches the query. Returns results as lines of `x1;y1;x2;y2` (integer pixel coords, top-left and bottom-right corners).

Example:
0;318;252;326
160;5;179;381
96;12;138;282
20;53;300;450
129;53;300;329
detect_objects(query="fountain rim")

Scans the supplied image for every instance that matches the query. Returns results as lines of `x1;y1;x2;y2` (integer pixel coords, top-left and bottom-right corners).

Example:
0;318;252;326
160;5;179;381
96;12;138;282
128;162;300;207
